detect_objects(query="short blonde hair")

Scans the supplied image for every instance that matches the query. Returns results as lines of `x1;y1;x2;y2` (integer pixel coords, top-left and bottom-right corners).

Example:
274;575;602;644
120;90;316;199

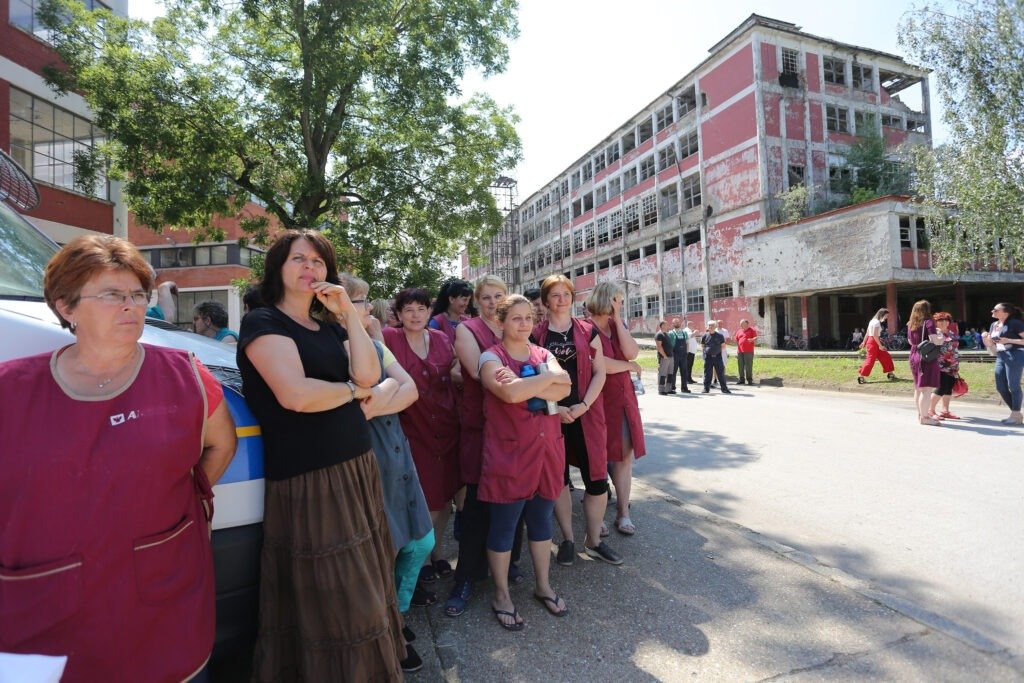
338;272;369;298
474;274;508;301
586;281;624;316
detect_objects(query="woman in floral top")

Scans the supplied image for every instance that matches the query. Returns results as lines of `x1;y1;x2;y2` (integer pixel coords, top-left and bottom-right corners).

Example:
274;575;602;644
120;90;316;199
928;312;961;420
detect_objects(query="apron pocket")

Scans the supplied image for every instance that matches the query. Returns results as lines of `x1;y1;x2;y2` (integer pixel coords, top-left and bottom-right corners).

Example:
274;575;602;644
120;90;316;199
133;515;202;603
0;554;83;647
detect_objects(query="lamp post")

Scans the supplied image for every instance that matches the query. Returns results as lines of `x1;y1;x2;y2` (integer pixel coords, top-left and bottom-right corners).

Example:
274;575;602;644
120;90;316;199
622;278;639;330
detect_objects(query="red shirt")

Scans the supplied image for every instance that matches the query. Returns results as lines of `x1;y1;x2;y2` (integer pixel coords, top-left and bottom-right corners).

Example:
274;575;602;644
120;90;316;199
735;327;758;353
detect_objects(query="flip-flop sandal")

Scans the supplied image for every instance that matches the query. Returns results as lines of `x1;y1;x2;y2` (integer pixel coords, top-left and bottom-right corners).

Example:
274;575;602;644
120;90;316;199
507;562;525;585
433;559;453;577
418;565;439;583
616;517;636;535
533;593;569;617
492;606;524;631
600;521;610;538
411;586;437;607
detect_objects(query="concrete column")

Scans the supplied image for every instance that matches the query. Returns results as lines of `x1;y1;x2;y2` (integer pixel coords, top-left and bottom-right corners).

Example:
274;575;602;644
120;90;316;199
800;295;809;340
886;282;899;332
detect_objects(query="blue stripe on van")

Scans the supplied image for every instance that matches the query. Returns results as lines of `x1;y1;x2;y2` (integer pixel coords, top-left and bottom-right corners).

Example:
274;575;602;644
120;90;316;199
219;387;264;484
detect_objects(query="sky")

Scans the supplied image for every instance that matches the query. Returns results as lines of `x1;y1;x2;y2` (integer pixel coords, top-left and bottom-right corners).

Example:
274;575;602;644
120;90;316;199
128;0;947;202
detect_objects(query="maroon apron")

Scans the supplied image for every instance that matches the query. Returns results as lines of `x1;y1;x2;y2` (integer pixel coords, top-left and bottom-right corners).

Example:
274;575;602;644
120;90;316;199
533;318;609;480
431;313;467;346
0;345;214;682
478;343;564;503
457;317;500;485
597;323;647;461
383;327;461;509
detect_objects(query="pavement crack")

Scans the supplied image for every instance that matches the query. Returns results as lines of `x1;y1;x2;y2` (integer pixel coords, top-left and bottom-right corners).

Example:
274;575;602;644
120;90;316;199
756;629;931;681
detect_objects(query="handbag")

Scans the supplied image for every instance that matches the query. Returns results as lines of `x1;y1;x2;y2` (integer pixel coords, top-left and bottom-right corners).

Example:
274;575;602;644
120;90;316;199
916;325;941;363
951;376;969;397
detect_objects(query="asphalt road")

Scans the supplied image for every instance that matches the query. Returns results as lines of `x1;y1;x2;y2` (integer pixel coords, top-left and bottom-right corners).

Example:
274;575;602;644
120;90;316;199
632;381;1024;656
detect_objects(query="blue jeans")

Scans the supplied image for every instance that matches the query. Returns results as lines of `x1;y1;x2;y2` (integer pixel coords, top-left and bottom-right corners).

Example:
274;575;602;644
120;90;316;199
994;350;1024;411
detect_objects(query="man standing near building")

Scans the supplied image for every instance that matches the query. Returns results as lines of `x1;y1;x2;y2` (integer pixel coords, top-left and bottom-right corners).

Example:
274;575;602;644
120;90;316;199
655;320;675;395
670;319;691;393
684;319;698;383
734;319;757;385
701;321;730;394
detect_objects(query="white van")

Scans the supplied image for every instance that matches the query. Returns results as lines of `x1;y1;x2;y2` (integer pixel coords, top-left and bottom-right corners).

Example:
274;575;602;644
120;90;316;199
0;157;264;659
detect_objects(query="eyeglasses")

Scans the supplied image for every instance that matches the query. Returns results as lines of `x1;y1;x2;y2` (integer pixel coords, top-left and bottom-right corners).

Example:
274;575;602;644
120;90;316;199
79;290;150;307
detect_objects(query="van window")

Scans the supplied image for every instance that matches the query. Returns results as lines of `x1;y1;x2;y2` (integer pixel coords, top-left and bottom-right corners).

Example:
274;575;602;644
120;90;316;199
0;201;56;299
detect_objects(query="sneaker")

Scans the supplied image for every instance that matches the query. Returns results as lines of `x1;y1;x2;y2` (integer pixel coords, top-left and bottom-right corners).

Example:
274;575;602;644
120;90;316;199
584;541;624;565
556;540;575;566
401;643;424;673
857;376;866;384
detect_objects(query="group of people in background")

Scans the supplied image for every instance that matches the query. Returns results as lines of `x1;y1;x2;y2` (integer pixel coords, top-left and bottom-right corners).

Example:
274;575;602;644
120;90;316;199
654;317;758;395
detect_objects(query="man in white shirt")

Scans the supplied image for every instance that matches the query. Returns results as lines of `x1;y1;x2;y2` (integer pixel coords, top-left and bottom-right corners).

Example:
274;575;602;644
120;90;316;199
684;319;698;383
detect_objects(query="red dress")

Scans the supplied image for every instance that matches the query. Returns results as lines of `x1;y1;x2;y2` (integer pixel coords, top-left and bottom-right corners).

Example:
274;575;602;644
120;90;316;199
0;345;218;682
458;317;501;485
597;322;647;461
533;319;608;480
478;343;564;503
384;327;461;509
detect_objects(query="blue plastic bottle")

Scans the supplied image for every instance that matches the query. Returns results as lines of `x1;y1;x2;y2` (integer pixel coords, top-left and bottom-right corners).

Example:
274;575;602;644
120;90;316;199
519;364;547;412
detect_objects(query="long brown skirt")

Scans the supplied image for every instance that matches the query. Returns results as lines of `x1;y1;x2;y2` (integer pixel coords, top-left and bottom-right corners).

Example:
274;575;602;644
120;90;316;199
252;451;405;682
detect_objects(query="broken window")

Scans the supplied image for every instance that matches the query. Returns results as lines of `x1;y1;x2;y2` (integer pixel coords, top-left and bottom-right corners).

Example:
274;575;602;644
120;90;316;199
899;216;912;248
642;194;658;227
595;185;607;206
660;184;679;218
665;290;682;315
677;87;698;116
656;103;674;132
638;119;654;145
607;141;621;163
643;243;657;257
681;173;701;209
829;166;852;193
584;223;595;250
826;105;849;133
658;144;678;172
628;297;642;318
852;64;874;91
571;170;581;190
597;217;609;245
622;131;636;155
683;230;701;246
573;230;583;254
639;155;656;181
627;248;640;261
782;48;800;77
854;111;876;135
823;56;845;85
598;258;609;270
662;236;680;251
711;283;734;299
582;161;592;182
622;166;638;191
645;295;660;317
594;151;606;172
610;210;623;240
583;192;594;212
685;288;704;313
906;118;926;133
881;114;902;128
679;130;699;160
788;164;805;188
624;203;640;234
607;176;621;197
915;217;929;248
572;199;582;218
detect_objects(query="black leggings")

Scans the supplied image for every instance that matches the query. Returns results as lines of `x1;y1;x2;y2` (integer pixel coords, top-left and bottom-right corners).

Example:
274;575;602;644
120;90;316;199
934;372;956;397
453;484;524;583
561;420;609;496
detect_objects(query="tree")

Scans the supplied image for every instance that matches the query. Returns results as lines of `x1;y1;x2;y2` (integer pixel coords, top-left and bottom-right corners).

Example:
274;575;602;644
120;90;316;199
832;122;911;201
901;0;1024;274
39;0;521;293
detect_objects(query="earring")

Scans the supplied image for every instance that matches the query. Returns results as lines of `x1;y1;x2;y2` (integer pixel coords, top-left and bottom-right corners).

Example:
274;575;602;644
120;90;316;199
70;320;77;332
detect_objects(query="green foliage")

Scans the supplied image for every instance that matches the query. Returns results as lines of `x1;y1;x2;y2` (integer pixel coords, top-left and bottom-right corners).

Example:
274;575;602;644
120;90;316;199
773;184;809;224
38;0;522;291
835;127;911;198
901;0;1024;274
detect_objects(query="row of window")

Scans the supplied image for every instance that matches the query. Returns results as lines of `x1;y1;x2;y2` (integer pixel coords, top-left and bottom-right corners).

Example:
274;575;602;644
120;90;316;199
9;0;110;43
825;106;927;135
143;244;262;268
521;176;701;249
8;87;110;201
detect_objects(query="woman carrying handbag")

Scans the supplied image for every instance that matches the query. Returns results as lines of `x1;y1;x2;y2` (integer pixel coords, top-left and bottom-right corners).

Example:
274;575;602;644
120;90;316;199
927;312;962;421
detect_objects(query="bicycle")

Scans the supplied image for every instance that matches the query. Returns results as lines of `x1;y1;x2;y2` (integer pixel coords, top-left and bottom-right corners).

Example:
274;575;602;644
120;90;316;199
784;335;808;351
882;333;908;351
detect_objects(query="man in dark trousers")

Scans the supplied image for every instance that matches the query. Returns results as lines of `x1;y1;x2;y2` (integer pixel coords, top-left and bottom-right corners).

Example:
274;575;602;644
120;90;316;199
700;320;731;394
670;318;691;393
655;320;675;395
